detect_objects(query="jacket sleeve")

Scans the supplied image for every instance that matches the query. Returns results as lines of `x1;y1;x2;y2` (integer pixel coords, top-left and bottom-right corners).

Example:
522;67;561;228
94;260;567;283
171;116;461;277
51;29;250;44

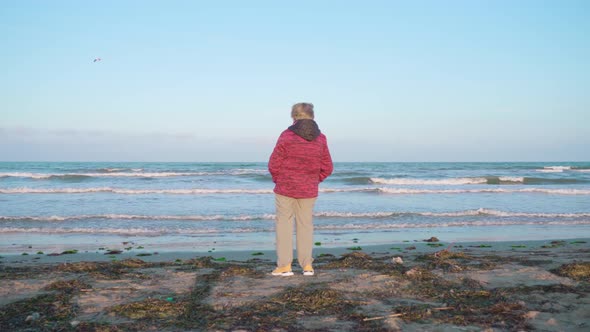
319;137;333;182
268;134;286;183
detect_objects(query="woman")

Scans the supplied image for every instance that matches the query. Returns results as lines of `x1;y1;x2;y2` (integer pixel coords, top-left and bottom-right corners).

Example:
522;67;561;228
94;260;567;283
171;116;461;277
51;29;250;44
268;102;333;276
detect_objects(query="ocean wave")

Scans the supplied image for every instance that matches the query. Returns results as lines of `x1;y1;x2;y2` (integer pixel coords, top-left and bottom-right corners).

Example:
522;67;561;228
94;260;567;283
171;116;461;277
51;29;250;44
3;209;590;223
97;168;129;173
0;187;275;194
0;169;269;179
0;214;276;222
314;220;590;230
370;176;587;185
1;186;589;195
537;166;576;173
377;187;590;195
313;209;590;218
370;177;488;185
0;227;243;236
2;219;590;235
339;176;373;185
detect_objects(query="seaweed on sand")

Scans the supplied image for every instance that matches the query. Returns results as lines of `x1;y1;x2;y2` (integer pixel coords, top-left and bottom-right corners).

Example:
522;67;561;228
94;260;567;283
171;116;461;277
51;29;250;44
57;261;109;273
175;270;220;329
69;322;126;331
323;251;375;269
322;251;405;276
402;268;529;329
43;278;92;294
551;262;590;281
0;264;54;280
439;289;528;329
415;250;475;272
227;284;359;331
110;298;186;320
416;249;501;272
56;258;152;279
315;253;337;263
219;264;264;279
541;240;567;248
112;258;150;269
0;288;78;331
184;256;216;268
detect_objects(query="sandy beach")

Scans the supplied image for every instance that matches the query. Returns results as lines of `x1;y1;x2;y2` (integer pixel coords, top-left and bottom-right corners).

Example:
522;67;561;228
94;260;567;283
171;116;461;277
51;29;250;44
1;238;588;331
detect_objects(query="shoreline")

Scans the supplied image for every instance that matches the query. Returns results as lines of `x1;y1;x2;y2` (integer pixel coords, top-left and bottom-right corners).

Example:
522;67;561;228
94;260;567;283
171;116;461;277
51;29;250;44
2;223;589;257
2;237;588;265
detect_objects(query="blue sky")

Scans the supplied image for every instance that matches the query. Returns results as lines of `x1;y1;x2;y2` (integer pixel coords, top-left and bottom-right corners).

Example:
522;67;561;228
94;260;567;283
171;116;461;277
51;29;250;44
1;0;588;161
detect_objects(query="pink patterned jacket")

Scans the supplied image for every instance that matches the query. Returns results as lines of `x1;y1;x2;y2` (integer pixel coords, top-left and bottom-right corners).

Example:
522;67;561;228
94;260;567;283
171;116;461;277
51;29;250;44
268;119;333;198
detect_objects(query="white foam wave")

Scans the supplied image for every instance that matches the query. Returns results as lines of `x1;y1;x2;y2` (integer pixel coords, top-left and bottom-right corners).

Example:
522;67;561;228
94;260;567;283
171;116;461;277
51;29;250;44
0;227;251;236
498;176;524;183
0;172;55;179
312;209;590;218
0;214;276;222
377;187;590;195
315;220;590;230
544;166;572;170
2;186;589;195
3;209;590;223
3;219;590;235
418;208;590;218
370;177;488;185
0;169;268;179
0;187;274;194
537;166;573;173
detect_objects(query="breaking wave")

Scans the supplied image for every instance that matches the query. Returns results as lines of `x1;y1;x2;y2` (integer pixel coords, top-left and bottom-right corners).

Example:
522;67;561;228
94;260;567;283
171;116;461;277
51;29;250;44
2;219;590;235
537;166;590;173
0;187;275;194
2;187;590;195
0;169;268;179
369;176;587;185
377;187;590;195
3;209;590;223
370;177;488;185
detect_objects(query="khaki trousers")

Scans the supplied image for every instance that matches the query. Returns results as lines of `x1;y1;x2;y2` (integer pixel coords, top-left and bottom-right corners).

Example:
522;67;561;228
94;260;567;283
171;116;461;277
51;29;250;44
275;194;317;268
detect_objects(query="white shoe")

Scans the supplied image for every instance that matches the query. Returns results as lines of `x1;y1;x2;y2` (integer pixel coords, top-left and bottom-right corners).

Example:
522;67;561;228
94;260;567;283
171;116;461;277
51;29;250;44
272;266;294;276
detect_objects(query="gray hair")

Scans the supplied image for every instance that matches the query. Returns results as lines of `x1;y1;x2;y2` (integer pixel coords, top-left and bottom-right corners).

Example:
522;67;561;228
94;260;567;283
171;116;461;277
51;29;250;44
291;102;314;120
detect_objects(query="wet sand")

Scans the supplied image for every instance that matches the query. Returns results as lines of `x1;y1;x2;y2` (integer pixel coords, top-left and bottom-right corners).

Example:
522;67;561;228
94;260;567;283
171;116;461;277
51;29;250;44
1;238;589;331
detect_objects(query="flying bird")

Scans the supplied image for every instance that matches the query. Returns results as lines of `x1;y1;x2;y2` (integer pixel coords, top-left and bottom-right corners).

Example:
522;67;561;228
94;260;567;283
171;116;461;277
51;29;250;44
93;57;102;63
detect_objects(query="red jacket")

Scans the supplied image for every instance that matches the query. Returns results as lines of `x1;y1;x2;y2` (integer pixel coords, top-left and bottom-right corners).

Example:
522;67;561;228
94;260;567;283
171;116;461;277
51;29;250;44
268;119;333;198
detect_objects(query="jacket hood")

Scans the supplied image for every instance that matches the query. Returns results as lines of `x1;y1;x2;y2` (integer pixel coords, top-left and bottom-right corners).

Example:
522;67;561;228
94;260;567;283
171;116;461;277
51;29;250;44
288;119;321;141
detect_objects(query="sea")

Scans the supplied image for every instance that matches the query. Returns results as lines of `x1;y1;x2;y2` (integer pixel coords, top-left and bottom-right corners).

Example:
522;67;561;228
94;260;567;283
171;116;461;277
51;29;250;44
1;162;589;254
